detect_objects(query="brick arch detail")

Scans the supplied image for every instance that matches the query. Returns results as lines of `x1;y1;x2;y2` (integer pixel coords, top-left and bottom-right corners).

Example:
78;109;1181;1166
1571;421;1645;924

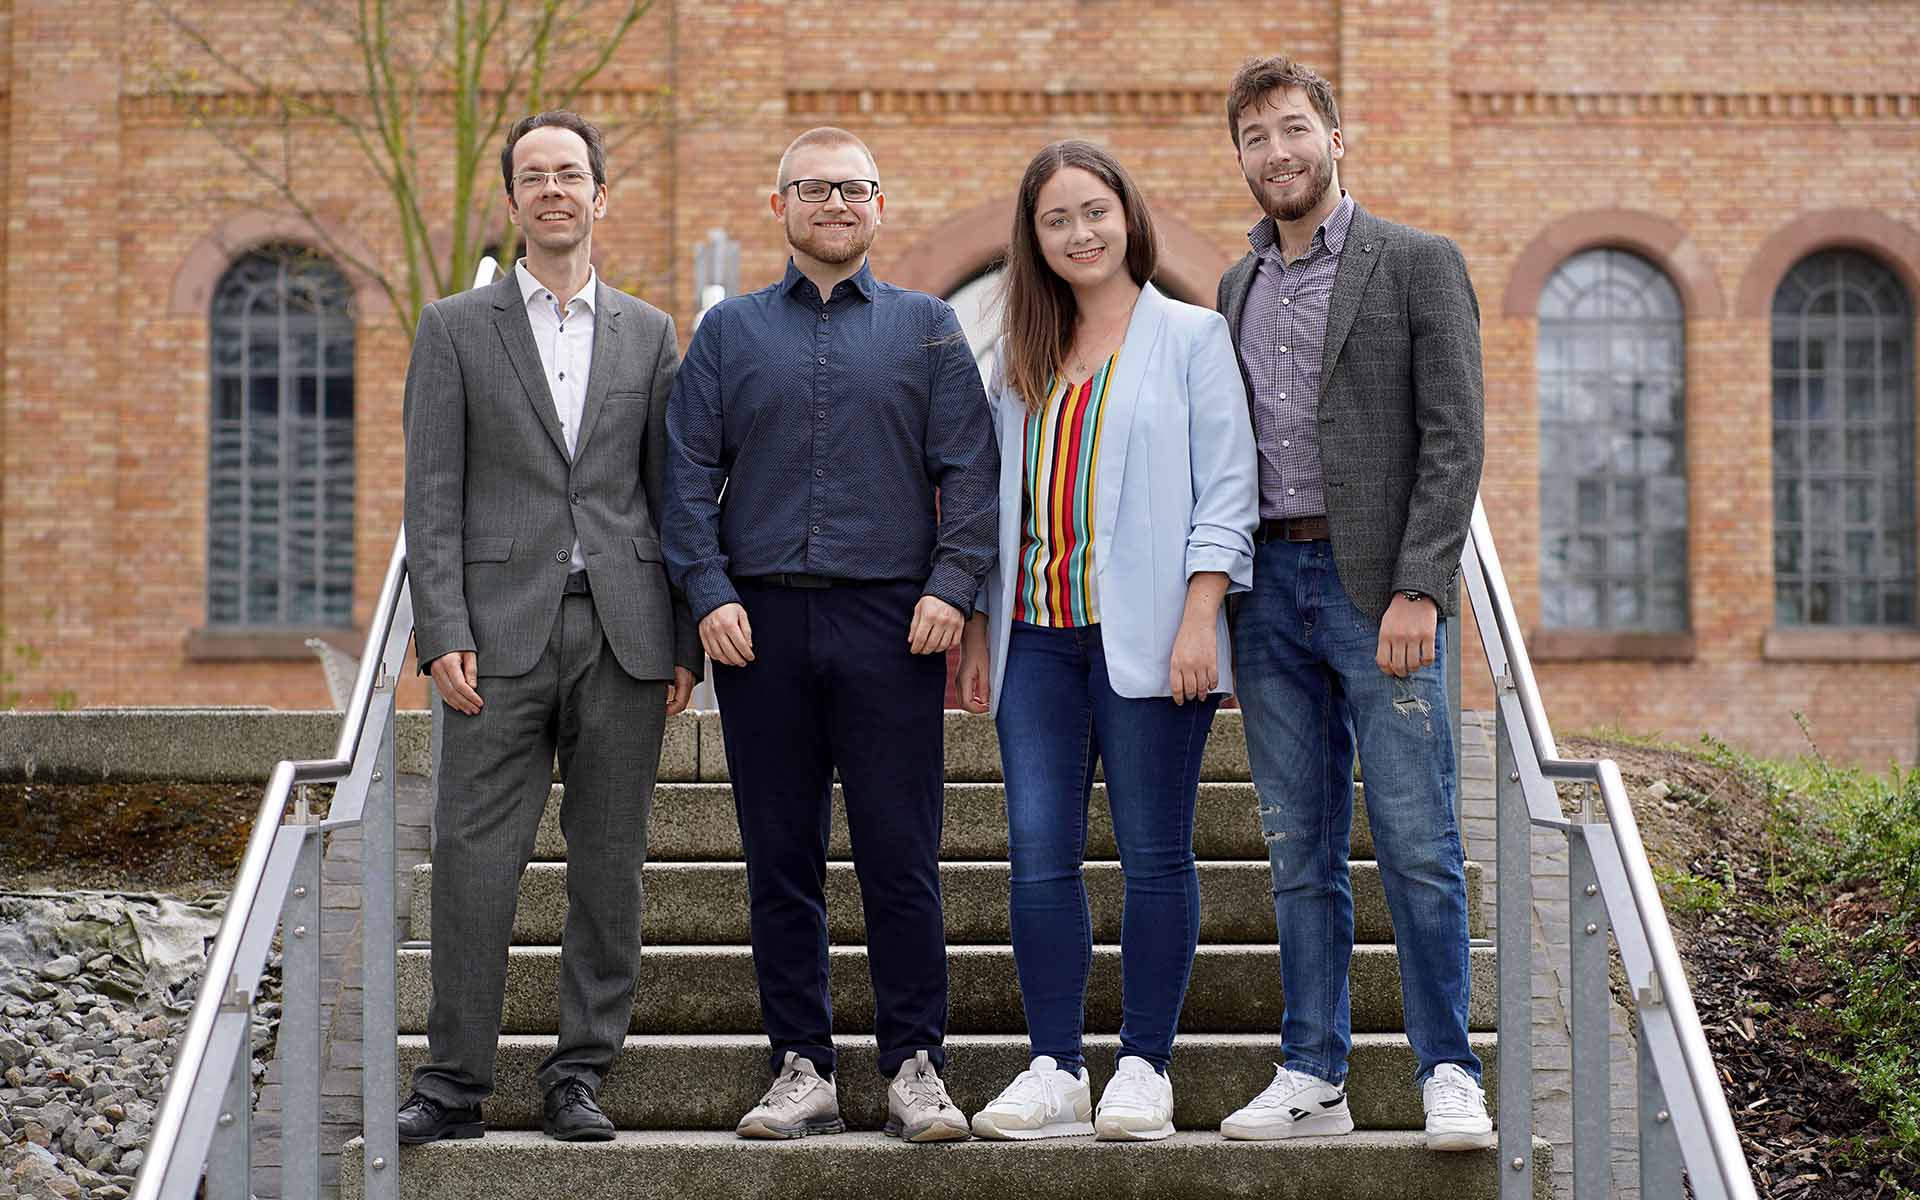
1503;208;1725;319
1734;209;1920;318
169;211;392;318
888;198;1236;308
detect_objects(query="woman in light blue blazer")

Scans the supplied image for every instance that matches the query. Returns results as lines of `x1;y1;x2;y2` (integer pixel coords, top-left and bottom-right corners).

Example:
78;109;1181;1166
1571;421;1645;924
957;140;1258;1143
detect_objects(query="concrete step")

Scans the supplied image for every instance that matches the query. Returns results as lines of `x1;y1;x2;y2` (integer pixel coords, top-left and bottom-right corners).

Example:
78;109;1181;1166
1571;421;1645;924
344;1130;1553;1200
393;1032;1499;1132
395;943;1499;1036
532;781;1378;862
409;859;1485;946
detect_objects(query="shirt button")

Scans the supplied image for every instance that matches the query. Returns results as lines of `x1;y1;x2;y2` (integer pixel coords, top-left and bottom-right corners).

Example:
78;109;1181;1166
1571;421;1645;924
556;549;570;562
1280;346;1290;354
1287;488;1296;497
557;371;565;380
817;409;827;420
811;525;821;535
1279;392;1288;401
1282;440;1291;448
570;492;581;505
815;469;824;478
1281;297;1291;306
817;356;827;365
819;312;829;321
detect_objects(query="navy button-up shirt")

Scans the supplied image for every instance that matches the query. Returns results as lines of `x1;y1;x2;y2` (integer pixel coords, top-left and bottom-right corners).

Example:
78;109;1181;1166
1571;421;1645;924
664;259;998;621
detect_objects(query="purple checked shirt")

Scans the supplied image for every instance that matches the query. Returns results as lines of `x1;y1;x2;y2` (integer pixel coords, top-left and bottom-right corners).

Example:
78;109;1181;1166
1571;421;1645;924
1238;192;1354;520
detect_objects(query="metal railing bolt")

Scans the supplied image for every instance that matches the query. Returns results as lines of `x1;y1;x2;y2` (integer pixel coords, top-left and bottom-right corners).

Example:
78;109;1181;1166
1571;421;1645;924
1511;1156;1526;1171
372;769;384;783
1585;923;1599;935
372;1157;387;1171
293;926;308;938
218;1113;234;1127
1656;1110;1671;1124
1585;883;1598;897
293;886;307;898
1508;769;1520;782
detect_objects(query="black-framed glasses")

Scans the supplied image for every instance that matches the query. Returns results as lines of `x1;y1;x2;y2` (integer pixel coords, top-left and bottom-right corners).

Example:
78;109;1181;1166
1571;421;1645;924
784;178;879;204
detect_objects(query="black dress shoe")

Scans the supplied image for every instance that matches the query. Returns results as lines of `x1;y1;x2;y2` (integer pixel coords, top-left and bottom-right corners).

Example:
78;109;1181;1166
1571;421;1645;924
397;1092;485;1144
544;1078;616;1141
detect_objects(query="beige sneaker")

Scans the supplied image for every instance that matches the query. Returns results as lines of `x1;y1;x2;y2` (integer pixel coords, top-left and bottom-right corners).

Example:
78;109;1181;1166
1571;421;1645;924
735;1052;845;1139
884;1050;970;1142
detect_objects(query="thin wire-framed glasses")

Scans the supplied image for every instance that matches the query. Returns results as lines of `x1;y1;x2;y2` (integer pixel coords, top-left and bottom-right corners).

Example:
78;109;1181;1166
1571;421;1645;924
514;169;596;192
784;178;879;203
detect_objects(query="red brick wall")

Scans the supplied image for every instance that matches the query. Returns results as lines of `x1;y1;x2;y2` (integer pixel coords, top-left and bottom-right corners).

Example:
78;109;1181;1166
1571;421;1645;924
2;0;1917;765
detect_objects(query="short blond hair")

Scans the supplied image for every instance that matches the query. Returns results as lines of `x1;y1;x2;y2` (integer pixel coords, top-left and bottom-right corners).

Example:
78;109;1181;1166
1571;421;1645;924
776;126;878;190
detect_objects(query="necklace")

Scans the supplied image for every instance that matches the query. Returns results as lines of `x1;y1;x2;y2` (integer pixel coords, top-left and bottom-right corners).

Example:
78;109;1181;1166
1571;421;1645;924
1064;295;1137;382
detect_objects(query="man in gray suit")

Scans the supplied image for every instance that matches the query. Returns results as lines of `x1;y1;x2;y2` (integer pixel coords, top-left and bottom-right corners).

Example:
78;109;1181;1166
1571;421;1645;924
1210;57;1493;1151
400;110;699;1144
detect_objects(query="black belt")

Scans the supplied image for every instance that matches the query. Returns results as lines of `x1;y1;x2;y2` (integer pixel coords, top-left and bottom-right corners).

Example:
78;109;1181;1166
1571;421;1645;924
562;572;593;594
736;573;902;590
1256;515;1332;543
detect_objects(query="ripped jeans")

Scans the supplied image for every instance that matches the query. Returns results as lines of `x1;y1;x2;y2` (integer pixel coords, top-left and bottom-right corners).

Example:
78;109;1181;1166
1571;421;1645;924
1230;537;1481;1088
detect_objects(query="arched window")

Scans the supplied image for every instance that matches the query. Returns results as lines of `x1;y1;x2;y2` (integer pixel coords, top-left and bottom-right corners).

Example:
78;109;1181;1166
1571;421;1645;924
207;247;356;628
1538;249;1688;630
1771;251;1916;626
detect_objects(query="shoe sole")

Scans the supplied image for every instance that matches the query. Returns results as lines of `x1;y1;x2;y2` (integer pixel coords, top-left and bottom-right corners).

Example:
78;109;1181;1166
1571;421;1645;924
543;1124;616;1142
1426;1127;1496;1151
1093;1119;1174;1142
969;1115;1095;1141
735;1116;847;1140
883;1118;972;1143
397;1122;485;1145
1220;1111;1355;1141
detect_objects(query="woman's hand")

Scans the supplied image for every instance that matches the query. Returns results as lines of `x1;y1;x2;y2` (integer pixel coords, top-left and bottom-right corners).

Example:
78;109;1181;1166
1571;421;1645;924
1169;614;1219;705
956;614;993;714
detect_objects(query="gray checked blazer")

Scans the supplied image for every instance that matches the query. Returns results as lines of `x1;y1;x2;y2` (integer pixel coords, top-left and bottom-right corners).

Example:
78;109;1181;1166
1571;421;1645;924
404;271;700;680
1218;203;1485;619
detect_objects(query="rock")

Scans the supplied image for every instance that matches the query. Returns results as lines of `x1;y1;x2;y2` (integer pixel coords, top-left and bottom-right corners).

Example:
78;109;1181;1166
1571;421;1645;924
132;1018;168;1042
123;1102;153;1126
85;955;113;973
97;1187;129;1200
116;1149;144;1174
3;1067;22;1087
71;1127;101;1161
111;1122;146;1150
0;1033;29;1067
98;1103;125;1123
38;1104;74;1136
1647;779;1671;800
47;1175;82;1199
86;1152;115;1174
21;1124;50;1149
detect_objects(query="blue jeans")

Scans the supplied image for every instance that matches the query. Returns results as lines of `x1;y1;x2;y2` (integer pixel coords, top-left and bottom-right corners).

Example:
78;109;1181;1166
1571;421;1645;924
995;621;1220;1075
1231;539;1481;1087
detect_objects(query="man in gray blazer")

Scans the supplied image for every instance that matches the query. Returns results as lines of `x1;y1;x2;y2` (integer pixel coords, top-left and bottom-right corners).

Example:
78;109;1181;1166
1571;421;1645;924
400;110;699;1144
1211;57;1493;1151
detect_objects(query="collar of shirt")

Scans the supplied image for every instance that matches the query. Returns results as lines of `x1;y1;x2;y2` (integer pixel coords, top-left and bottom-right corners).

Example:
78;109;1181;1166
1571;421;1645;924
514;258;599;314
1247;191;1355;264
778;257;877;306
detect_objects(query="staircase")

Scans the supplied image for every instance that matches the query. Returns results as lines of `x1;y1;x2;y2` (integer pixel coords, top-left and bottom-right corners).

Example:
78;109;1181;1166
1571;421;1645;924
340;711;1546;1198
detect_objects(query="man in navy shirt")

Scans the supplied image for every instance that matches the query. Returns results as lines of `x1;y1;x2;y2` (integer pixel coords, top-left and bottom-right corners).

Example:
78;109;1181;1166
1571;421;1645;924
664;126;997;1143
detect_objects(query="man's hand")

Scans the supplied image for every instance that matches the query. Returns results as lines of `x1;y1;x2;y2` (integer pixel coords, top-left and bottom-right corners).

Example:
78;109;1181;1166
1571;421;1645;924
430;651;483;715
908;595;965;655
700;603;754;667
1376;593;1437;678
1169;615;1219;705
956;614;991;714
664;666;696;716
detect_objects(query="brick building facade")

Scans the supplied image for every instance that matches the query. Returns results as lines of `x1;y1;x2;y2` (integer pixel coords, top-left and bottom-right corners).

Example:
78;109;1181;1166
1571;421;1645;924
2;1;1917;763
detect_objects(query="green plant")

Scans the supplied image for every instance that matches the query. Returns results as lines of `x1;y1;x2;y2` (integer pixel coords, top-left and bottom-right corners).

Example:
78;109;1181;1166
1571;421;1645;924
1653;864;1727;915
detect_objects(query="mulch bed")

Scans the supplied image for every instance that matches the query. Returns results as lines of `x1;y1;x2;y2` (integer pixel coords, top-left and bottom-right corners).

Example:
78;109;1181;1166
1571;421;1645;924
1565;736;1920;1199
0;781;262;892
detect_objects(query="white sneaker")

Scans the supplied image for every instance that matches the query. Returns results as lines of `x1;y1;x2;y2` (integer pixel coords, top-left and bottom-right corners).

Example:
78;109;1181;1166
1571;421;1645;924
1423;1063;1494;1150
970;1056;1095;1140
1093;1055;1174;1141
885;1050;971;1142
735;1052;844;1139
1220;1064;1354;1140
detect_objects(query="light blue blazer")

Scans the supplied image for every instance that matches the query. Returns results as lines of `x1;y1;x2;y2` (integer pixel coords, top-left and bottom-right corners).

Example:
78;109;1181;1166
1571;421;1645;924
981;283;1259;712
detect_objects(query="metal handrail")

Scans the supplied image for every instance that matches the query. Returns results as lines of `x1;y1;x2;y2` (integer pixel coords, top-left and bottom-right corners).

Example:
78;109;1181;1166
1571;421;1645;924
1462;498;1756;1200
134;532;412;1200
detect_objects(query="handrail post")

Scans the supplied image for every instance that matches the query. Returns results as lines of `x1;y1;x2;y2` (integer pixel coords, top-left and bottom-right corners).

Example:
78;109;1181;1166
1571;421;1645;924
361;670;401;1200
205;1000;252;1200
1639;1016;1684;1195
280;813;323;1200
1569;795;1613;1200
1494;694;1534;1200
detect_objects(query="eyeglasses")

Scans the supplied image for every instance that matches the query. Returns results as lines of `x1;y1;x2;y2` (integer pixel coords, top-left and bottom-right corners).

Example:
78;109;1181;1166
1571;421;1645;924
784;178;879;204
513;169;595;192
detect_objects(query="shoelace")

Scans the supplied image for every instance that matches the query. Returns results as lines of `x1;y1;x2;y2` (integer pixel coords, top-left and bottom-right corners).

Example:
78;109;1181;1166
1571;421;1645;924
759;1068;820;1108
1244;1065;1326;1111
556;1079;594;1111
1102;1066;1164;1111
994;1068;1063;1115
402;1094;447;1119
902;1067;955;1112
1425;1071;1483;1119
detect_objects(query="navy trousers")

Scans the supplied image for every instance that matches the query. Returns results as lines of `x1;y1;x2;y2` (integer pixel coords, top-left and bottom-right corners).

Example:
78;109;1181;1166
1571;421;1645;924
712;579;949;1079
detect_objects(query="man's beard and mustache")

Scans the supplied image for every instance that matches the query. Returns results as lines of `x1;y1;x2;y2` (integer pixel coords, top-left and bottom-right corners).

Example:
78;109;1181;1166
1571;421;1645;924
787;211;876;265
1253;142;1335;223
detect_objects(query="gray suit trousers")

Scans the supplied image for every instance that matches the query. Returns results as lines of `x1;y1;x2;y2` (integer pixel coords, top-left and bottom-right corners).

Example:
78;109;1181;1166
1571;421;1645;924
412;591;667;1105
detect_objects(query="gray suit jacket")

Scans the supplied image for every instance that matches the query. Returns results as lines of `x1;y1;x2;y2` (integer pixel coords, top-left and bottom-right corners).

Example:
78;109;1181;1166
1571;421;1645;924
1218;203;1484;619
404;272;700;680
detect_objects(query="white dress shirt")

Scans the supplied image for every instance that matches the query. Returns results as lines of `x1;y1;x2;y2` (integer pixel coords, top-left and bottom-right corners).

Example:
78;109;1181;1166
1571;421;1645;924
515;258;597;573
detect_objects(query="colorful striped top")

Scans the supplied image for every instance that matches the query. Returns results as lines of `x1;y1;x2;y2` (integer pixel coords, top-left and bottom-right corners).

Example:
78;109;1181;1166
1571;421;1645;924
1014;351;1118;626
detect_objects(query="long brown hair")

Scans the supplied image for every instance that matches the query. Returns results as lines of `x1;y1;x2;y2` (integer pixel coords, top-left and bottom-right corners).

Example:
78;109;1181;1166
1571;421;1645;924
998;140;1158;411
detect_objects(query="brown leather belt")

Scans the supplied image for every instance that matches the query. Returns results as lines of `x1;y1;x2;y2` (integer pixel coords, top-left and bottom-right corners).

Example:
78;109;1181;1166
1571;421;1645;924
1256;515;1332;543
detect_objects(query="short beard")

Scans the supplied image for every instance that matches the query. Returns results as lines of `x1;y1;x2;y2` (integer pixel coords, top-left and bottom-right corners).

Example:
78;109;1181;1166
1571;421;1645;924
787;213;876;266
1256;144;1335;224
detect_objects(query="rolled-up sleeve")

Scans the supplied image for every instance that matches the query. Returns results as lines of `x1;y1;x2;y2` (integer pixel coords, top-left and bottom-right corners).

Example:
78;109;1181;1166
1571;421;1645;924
921;303;999;615
1183;312;1259;593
